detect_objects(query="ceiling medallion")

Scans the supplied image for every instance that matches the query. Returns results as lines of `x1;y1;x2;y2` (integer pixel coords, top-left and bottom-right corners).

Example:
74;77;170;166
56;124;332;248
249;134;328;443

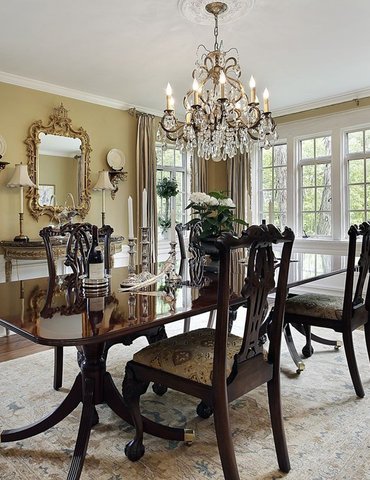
178;0;255;25
158;1;277;161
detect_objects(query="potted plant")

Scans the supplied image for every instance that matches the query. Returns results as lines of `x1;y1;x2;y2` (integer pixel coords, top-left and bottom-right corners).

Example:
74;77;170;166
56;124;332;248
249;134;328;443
186;191;247;259
157;177;179;234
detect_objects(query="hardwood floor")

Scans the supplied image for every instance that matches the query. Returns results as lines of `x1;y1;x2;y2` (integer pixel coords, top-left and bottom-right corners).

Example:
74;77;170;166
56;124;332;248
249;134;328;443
0;333;51;362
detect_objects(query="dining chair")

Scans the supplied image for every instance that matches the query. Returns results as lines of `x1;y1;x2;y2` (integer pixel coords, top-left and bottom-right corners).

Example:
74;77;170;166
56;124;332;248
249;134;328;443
122;224;295;480
284;221;370;397
40;222;113;390
176;221;216;332
40;222;168;392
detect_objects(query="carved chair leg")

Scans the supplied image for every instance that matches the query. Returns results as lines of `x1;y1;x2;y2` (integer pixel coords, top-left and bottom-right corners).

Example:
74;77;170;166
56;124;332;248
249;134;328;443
364;319;370;363
54;346;63;391
213;393;239;480
228;307;238;334
122;363;149;462
146;326;168;396
343;329;364;398
207;310;216;328
302;324;314;358
267;374;290;473
196;400;213;419
283;323;305;374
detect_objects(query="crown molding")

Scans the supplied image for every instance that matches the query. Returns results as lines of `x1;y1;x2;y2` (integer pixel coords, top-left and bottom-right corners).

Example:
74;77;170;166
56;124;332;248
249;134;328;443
2;69;370;120
0;70;163;117
274;87;370;117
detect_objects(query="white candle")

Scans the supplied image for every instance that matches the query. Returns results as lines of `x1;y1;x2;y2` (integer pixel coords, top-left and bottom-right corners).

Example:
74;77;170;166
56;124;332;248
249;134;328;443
128;195;134;238
142;188;147;228
249;75;256;103
166;83;172;110
102;190;106;214
170;200;176;242
263;88;270;112
20;186;24;214
219;70;226;98
193;79;199;105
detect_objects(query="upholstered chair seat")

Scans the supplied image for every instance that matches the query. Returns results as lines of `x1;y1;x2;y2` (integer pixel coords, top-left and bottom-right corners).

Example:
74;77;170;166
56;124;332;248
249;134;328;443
133;327;268;385
285;293;343;320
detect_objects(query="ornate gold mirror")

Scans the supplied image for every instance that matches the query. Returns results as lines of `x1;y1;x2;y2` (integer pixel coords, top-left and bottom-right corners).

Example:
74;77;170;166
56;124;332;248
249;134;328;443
25;104;91;221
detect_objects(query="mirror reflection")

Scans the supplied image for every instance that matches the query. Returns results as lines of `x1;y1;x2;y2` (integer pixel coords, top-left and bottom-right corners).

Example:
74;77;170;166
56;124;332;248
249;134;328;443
25;104;92;221
38;133;81;208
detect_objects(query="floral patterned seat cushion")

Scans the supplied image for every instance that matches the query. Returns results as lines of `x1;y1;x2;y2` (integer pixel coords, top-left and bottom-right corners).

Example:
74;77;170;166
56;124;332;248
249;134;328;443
133;327;256;386
285;293;343;320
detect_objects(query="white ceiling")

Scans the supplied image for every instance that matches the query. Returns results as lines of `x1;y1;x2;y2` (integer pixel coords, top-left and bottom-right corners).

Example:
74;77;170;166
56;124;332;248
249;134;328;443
1;0;370;117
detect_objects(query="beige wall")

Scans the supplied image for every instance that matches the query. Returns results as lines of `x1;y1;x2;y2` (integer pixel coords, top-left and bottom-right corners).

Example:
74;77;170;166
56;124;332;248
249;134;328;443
0;82;137;240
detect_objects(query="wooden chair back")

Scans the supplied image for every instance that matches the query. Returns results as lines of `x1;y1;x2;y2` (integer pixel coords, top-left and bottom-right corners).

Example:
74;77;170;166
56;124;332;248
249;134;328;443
342;221;370;322
39;222;113;280
214;224;295;387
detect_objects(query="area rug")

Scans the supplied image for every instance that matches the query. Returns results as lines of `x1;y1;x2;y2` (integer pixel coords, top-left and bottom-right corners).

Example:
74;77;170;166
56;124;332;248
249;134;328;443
0;320;369;480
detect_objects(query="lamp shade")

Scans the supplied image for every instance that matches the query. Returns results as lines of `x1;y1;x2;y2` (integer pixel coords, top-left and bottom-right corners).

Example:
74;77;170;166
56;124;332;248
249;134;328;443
93;171;114;191
7;163;35;188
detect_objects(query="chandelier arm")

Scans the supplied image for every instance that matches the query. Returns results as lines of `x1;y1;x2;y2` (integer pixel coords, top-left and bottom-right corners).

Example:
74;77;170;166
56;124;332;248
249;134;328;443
159;118;184;136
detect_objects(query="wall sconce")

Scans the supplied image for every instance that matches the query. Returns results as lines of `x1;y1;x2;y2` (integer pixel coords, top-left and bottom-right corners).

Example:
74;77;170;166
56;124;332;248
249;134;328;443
106;148;127;199
0;134;9;170
7;163;35;242
93;170;115;227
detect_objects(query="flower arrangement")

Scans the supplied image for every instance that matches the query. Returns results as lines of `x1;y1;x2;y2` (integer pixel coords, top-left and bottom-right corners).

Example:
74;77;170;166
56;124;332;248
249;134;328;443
186;191;247;239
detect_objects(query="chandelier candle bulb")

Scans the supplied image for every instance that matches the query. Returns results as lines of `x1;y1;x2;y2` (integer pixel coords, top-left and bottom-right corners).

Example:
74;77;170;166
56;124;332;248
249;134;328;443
263;88;270;112
249;75;256;103
219;70;226;98
142;188;147;228
166;83;173;110
170;201;176;243
193;79;200;105
128;195;134;239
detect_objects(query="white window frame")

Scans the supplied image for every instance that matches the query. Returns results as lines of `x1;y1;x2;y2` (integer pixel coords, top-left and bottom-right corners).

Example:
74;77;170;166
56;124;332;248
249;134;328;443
296;132;333;239
257;140;288;229
343;126;370;231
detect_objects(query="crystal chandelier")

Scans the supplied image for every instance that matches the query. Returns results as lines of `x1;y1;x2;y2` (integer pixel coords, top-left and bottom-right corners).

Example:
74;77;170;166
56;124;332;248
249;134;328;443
157;1;277;161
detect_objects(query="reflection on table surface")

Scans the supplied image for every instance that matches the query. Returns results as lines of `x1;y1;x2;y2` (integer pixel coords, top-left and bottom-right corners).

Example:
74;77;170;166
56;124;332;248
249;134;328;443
0;252;347;346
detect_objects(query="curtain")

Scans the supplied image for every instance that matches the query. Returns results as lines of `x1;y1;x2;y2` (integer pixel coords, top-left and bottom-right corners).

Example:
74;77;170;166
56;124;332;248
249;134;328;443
191;151;208;193
136;113;158;262
227;152;252;269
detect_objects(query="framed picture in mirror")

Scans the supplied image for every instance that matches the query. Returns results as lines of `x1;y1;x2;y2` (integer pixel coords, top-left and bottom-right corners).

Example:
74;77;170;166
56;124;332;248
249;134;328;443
39;185;55;206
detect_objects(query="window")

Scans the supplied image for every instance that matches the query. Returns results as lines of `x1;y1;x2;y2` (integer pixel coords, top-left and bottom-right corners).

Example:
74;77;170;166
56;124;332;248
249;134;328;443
156;144;190;237
259;143;287;230
345;129;370;227
298;135;332;237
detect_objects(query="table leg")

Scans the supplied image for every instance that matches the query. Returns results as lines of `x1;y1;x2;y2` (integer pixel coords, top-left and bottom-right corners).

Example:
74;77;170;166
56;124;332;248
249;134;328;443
283;323;305;374
1;374;82;442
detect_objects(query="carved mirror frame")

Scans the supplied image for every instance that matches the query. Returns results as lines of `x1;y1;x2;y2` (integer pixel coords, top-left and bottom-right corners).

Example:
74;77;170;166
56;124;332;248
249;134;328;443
25;104;92;221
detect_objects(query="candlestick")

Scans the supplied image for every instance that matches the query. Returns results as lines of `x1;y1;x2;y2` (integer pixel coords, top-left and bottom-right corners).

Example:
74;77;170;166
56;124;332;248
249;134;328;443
128;196;134;239
166;240;182;284
170;201;176;243
142;188;147;228
20;185;24;214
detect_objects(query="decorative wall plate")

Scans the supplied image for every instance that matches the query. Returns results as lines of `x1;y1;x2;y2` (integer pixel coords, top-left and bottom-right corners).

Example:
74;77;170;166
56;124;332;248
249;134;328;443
0;135;7;158
107;149;125;171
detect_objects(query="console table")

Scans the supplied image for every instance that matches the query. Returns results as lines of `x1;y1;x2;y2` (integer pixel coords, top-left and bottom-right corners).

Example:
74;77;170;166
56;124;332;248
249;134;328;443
0;236;124;282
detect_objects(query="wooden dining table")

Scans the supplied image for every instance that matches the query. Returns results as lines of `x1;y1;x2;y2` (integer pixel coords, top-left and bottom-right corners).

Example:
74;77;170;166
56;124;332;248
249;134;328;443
0;252;347;479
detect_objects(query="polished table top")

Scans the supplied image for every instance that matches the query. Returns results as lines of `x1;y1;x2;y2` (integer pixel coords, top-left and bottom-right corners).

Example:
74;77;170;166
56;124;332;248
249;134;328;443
0;252;347;347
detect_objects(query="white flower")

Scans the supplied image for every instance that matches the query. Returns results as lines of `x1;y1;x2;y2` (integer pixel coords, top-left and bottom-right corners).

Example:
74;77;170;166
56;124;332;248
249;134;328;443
219;197;235;208
207;196;219;206
189;192;210;205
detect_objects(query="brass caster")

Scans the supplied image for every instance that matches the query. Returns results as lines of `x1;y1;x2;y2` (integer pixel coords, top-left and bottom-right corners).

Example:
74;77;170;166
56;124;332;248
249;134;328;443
334;341;342;350
296;361;305;374
184;428;195;445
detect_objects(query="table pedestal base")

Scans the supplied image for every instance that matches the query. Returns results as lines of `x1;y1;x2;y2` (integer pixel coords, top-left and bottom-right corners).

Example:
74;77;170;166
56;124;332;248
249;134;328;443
1;342;187;480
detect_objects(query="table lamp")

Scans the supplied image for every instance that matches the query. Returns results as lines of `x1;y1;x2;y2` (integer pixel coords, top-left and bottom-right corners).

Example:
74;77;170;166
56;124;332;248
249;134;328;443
7;163;35;242
93;170;115;226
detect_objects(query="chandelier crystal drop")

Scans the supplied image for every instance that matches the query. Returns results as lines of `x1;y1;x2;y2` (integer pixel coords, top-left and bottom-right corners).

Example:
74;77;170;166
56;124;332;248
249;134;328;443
158;1;278;161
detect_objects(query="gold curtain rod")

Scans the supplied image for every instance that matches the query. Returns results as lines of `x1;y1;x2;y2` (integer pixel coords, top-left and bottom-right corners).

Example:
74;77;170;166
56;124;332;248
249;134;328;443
128;107;155;119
